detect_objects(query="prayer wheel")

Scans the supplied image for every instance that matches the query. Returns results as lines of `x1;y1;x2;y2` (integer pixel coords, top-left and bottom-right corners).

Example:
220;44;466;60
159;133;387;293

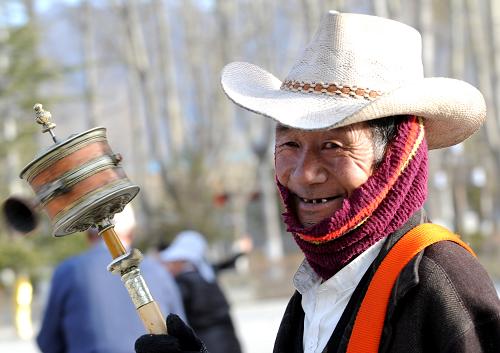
19;125;139;236
3;103;167;335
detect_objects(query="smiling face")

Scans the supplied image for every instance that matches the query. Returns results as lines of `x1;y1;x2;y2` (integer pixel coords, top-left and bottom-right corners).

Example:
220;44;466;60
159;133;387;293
275;122;376;228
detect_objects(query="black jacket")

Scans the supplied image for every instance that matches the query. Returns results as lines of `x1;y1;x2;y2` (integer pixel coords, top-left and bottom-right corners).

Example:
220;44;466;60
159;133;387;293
175;270;242;353
274;211;500;353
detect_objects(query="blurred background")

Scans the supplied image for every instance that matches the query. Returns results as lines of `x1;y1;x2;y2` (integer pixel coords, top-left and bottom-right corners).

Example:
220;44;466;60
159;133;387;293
0;0;499;352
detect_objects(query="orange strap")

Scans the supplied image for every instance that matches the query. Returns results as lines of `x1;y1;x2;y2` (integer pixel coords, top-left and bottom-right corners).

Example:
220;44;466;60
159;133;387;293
346;223;475;353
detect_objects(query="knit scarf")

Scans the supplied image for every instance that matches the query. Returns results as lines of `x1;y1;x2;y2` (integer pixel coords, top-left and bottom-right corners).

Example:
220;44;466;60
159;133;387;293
277;116;428;280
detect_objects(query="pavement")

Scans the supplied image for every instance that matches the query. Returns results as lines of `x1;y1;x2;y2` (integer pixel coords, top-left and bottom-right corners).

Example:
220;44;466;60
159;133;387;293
233;297;288;353
0;297;289;353
3;284;498;353
0;326;38;353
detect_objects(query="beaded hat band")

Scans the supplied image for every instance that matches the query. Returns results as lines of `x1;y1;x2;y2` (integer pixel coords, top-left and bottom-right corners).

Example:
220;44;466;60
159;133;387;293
221;11;486;150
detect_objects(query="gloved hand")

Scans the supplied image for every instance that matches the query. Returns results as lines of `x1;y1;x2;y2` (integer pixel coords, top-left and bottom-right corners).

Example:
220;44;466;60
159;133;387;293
135;314;209;353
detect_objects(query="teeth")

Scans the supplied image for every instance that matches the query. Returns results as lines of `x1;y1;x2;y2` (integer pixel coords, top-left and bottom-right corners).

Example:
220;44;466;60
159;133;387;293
301;198;330;204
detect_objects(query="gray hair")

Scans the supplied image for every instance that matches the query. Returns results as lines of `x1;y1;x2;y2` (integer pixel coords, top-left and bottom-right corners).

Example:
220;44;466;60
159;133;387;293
367;116;398;168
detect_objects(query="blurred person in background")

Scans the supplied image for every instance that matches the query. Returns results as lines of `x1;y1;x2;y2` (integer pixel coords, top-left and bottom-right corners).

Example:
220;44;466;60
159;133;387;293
157;233;252;275
37;204;185;353
159;230;242;353
135;11;500;353
212;234;253;274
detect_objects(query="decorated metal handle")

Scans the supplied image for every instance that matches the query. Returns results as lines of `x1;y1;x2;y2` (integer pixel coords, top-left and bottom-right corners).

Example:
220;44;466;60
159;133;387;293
120;268;168;334
100;220;168;334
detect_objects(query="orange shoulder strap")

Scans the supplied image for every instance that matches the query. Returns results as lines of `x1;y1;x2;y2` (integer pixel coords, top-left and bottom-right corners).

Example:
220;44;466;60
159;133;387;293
346;223;475;353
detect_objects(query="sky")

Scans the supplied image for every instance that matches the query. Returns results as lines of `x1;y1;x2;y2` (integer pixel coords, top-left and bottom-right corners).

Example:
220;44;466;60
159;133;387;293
36;0;82;12
2;0;215;26
1;0;79;26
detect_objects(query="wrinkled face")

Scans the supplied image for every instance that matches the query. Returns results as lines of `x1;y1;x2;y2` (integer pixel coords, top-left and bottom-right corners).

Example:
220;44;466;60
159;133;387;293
275;122;376;227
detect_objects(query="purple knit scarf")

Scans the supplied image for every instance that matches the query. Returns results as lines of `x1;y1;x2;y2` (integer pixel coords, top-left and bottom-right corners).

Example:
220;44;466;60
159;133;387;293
277;116;428;280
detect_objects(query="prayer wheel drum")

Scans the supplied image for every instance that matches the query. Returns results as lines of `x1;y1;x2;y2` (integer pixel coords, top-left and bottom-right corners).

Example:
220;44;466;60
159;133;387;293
20;127;139;236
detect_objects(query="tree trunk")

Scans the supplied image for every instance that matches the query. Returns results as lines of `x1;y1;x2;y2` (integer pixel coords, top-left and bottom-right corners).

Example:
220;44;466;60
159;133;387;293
372;0;389;18
466;0;500;236
81;0;99;129
120;0;184;213
151;1;185;159
258;157;284;261
246;0;285;261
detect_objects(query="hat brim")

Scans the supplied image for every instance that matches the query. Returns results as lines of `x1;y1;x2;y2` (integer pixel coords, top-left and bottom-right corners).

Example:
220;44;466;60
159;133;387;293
221;62;486;149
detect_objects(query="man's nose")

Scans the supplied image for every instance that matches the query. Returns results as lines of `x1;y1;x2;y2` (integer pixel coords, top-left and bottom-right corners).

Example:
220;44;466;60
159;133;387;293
292;152;328;185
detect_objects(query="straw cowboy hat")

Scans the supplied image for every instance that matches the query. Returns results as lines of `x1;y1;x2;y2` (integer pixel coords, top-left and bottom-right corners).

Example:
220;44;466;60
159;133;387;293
221;11;486;149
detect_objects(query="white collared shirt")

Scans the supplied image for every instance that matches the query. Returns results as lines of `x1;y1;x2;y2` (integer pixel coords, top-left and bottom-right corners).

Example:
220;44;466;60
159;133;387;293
293;240;384;353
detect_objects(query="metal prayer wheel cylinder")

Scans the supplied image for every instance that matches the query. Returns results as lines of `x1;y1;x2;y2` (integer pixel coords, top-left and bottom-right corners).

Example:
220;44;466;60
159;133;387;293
20;126;139;236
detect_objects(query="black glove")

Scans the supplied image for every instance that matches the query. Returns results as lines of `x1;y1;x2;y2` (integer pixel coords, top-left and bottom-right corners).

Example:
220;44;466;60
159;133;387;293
135;314;209;353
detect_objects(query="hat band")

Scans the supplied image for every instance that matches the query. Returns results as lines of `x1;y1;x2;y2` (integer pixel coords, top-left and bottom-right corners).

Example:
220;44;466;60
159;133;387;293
281;80;383;101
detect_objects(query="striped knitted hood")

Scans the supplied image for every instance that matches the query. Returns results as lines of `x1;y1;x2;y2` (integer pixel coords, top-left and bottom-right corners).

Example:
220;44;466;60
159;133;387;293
278;116;428;279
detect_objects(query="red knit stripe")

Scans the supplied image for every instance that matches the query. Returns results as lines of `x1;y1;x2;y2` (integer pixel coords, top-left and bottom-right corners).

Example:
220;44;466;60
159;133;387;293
297;117;424;244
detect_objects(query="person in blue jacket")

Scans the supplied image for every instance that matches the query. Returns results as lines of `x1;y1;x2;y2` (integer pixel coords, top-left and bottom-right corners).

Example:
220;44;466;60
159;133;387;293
37;205;185;353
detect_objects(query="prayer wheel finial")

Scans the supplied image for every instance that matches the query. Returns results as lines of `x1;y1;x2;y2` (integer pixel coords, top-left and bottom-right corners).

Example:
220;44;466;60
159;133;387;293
33;103;58;143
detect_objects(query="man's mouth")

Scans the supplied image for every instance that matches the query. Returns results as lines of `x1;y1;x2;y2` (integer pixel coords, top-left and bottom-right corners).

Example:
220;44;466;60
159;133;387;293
293;194;344;227
299;196;339;204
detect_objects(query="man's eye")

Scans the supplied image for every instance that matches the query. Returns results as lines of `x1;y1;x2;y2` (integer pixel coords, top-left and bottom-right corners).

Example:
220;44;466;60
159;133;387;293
281;141;299;148
324;142;340;149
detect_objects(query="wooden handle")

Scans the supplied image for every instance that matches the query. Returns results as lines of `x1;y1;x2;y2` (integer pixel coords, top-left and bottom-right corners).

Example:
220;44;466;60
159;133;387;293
137;301;168;334
99;226;126;259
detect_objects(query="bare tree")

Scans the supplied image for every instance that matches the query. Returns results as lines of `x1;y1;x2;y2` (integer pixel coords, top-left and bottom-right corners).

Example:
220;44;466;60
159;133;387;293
120;0;181;208
151;0;185;159
372;0;389;17
466;0;500;238
492;0;500;119
241;0;285;260
80;0;99;129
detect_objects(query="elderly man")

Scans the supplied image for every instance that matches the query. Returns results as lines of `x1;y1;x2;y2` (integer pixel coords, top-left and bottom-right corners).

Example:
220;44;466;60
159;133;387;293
135;11;500;353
